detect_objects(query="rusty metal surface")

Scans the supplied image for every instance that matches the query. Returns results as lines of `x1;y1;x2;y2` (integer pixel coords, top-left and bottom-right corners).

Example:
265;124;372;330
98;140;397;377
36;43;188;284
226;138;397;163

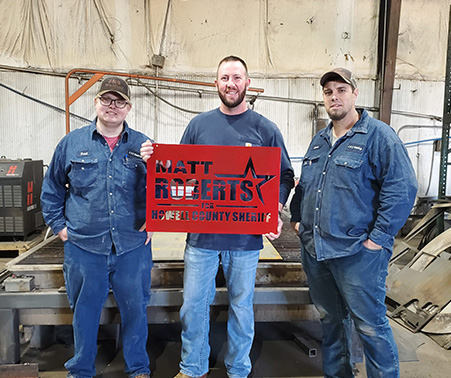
0;363;39;377
268;212;302;261
10;237;64;266
11;215;301;266
6;215;304;291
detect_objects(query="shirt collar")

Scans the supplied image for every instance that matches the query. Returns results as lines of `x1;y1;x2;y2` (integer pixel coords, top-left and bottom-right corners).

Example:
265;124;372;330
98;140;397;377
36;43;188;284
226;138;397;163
349;109;369;135
89;118;130;142
320;108;369;140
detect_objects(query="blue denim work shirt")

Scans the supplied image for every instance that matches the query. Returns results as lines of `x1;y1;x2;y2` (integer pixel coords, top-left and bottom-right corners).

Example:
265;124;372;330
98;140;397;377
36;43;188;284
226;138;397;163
295;109;417;261
41;120;150;256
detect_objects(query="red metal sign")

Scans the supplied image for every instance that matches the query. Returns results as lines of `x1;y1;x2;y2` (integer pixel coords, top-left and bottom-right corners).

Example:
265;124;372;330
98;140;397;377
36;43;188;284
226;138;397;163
146;144;281;234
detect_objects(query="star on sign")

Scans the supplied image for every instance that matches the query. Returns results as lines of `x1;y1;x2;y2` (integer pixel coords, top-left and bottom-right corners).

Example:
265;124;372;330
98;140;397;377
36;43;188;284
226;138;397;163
215;157;276;205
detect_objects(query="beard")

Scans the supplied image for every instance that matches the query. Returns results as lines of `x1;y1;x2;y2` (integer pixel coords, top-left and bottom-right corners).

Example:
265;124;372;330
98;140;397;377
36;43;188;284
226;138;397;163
218;88;247;109
327;107;347;121
328;111;347;121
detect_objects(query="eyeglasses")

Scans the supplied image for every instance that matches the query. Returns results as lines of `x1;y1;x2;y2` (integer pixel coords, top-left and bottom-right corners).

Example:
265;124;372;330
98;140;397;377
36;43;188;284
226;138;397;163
97;96;129;109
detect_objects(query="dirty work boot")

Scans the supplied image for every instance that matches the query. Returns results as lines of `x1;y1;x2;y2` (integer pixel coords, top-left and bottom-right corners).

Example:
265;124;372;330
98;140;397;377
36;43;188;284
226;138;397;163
173;372;208;378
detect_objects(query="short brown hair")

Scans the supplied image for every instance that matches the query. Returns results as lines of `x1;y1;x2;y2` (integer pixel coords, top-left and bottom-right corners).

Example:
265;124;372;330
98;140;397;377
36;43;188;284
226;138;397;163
217;56;248;77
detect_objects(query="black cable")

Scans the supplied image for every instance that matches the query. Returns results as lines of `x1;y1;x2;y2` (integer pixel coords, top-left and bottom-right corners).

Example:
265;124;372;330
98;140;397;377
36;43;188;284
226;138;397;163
136;78;202;114
0;82;91;123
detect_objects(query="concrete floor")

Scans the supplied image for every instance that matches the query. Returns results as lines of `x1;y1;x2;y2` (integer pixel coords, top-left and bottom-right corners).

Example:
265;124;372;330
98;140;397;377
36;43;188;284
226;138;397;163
12;319;451;378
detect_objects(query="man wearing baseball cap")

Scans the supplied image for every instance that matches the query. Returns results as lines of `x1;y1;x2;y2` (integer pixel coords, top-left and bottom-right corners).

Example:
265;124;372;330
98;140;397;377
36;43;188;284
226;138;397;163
290;68;417;377
41;77;153;378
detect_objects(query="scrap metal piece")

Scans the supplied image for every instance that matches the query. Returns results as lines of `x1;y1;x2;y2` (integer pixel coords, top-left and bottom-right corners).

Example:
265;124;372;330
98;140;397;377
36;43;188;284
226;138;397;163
391;240;419;265
293;331;318;357
404;203;451;242
3;276;35;292
409;227;451;271
422;313;451;334
422;302;451;334
386;258;451;332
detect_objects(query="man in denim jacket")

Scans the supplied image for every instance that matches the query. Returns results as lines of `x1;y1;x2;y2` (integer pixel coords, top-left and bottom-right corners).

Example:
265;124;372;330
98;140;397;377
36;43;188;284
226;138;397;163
290;68;417;378
41;77;153;378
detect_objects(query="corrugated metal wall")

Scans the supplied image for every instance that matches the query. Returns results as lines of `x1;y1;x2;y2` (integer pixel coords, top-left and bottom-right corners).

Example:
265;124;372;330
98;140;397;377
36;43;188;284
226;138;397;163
0;70;446;198
1;0;451;201
391;79;445;197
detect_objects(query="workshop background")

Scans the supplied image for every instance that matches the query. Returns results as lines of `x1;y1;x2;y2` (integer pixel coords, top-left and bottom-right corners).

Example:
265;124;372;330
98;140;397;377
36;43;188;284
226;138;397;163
0;0;447;194
0;1;450;378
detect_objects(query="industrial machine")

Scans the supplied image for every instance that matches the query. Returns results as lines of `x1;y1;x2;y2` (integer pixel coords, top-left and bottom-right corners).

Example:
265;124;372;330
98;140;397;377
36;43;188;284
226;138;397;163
0;213;315;364
0;159;44;238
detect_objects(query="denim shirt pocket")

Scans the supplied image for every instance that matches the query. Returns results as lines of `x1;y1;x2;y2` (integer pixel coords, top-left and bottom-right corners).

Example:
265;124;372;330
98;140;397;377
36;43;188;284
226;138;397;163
68;158;99;189
332;156;364;189
300;154;321;185
122;156;146;189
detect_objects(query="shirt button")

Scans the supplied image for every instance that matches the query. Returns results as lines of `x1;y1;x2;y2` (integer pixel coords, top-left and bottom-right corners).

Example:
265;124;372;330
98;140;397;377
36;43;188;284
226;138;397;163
109;175;112;179
110;210;114;214
322;171;326;174
318;190;321;193
315;225;318;229
109;193;113;196
81;167;85;170
316;207;319;211
109;158;112;162
112;227;115;231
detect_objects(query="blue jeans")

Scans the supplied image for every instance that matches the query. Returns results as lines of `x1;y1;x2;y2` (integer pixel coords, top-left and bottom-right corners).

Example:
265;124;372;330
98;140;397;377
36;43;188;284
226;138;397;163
179;244;260;378
63;241;153;378
301;245;399;378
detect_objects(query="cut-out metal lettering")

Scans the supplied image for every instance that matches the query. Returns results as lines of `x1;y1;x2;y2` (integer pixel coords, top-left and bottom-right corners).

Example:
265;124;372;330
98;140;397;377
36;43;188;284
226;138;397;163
146;144;281;234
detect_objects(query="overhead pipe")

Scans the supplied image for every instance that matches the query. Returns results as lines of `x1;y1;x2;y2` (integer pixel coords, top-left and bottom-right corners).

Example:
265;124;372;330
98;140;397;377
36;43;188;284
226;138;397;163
64;68;264;134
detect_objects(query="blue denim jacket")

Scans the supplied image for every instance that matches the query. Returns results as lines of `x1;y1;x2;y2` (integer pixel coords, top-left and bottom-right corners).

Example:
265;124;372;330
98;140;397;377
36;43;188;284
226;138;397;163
41;120;149;255
295;109;417;260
